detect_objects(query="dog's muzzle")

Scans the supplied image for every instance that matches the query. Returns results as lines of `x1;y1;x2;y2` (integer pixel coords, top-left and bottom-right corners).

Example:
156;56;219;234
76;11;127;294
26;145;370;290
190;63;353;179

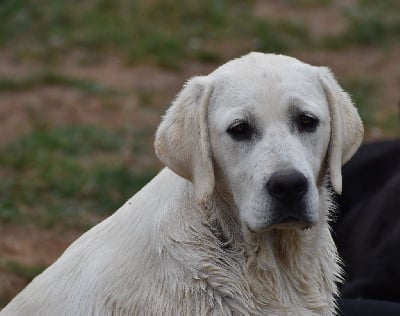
266;168;315;228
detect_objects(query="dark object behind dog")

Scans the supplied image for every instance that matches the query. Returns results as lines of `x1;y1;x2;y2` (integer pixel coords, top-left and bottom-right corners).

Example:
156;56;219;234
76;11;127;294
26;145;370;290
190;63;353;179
333;139;400;302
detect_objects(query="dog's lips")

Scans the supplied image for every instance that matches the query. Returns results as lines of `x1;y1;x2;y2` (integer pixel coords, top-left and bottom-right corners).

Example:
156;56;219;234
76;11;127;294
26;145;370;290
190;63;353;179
271;220;314;231
246;218;315;233
262;215;316;232
267;205;318;230
278;221;313;230
277;215;300;224
243;204;319;233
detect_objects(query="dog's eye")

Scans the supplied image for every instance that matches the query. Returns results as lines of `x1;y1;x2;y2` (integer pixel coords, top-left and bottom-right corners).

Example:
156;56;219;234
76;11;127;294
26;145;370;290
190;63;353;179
298;113;319;132
227;120;253;141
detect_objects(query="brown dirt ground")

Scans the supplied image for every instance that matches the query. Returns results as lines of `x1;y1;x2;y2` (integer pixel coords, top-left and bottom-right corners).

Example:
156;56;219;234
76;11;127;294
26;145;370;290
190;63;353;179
0;224;81;302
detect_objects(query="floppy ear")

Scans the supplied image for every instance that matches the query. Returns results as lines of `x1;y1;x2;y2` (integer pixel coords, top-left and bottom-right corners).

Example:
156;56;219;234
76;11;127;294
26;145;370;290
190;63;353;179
318;67;364;194
154;76;215;206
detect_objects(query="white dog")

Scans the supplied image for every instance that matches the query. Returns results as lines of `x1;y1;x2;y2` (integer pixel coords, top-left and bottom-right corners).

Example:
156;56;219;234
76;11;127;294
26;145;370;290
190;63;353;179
1;52;363;315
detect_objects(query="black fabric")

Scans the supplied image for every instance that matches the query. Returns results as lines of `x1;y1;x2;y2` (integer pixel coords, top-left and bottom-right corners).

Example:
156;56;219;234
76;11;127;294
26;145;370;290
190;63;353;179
338;299;400;316
333;139;400;302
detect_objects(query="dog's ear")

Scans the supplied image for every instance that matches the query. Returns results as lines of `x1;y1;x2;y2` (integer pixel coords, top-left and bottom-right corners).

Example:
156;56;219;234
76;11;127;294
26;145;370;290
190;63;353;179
155;76;214;206
318;67;363;194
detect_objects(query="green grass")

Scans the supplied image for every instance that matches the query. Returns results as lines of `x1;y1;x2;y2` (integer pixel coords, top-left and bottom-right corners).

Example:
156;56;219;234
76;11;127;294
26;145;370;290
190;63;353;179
322;0;400;49
0;0;247;67
341;76;380;128
286;0;332;7
377;108;400;136
255;19;311;53
0;125;157;228
0;296;10;310
0;260;47;308
0;260;46;282
0;0;315;68
339;75;399;136
1;0;399;66
0;71;124;95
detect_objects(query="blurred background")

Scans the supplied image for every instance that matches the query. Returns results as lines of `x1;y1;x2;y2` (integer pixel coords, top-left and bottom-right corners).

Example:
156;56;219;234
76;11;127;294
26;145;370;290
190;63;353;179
0;0;399;307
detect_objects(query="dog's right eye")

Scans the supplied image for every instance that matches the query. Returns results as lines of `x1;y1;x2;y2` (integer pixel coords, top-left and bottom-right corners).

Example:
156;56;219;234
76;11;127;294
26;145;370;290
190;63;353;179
297;112;319;132
227;121;253;141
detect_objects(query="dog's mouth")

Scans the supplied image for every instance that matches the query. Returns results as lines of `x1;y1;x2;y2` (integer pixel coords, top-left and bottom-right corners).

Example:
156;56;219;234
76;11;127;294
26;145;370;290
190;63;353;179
267;202;317;230
278;215;300;224
266;214;316;231
246;216;315;234
273;216;314;230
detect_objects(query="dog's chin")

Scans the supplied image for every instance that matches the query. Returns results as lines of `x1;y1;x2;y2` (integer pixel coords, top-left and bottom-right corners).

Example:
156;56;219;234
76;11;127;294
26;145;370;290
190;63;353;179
246;216;317;233
271;220;315;231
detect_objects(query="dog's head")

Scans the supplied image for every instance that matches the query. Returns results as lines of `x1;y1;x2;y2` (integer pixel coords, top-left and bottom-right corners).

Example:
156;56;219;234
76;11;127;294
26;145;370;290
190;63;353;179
155;52;363;232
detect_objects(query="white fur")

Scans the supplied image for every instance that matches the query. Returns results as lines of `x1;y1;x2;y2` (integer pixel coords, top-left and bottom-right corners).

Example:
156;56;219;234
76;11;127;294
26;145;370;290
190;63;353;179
1;53;363;316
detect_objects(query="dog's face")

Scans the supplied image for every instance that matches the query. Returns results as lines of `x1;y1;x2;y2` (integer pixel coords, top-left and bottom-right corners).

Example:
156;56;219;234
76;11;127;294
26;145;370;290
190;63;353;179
208;61;331;231
155;53;363;232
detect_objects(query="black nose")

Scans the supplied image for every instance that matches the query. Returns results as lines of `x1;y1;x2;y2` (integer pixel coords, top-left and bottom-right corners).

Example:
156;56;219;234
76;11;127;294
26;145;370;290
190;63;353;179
266;169;308;203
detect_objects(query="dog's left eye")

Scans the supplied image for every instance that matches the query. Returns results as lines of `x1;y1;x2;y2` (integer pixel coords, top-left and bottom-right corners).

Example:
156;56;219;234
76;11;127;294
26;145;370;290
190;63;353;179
298;113;319;132
227;120;253;141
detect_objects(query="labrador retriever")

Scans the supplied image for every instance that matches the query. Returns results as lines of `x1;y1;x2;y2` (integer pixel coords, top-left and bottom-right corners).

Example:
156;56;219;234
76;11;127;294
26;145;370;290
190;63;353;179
1;52;363;316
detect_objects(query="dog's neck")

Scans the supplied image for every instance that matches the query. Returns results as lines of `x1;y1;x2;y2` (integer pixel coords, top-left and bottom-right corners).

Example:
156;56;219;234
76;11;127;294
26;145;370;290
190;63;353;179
242;225;339;313
203;188;340;314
